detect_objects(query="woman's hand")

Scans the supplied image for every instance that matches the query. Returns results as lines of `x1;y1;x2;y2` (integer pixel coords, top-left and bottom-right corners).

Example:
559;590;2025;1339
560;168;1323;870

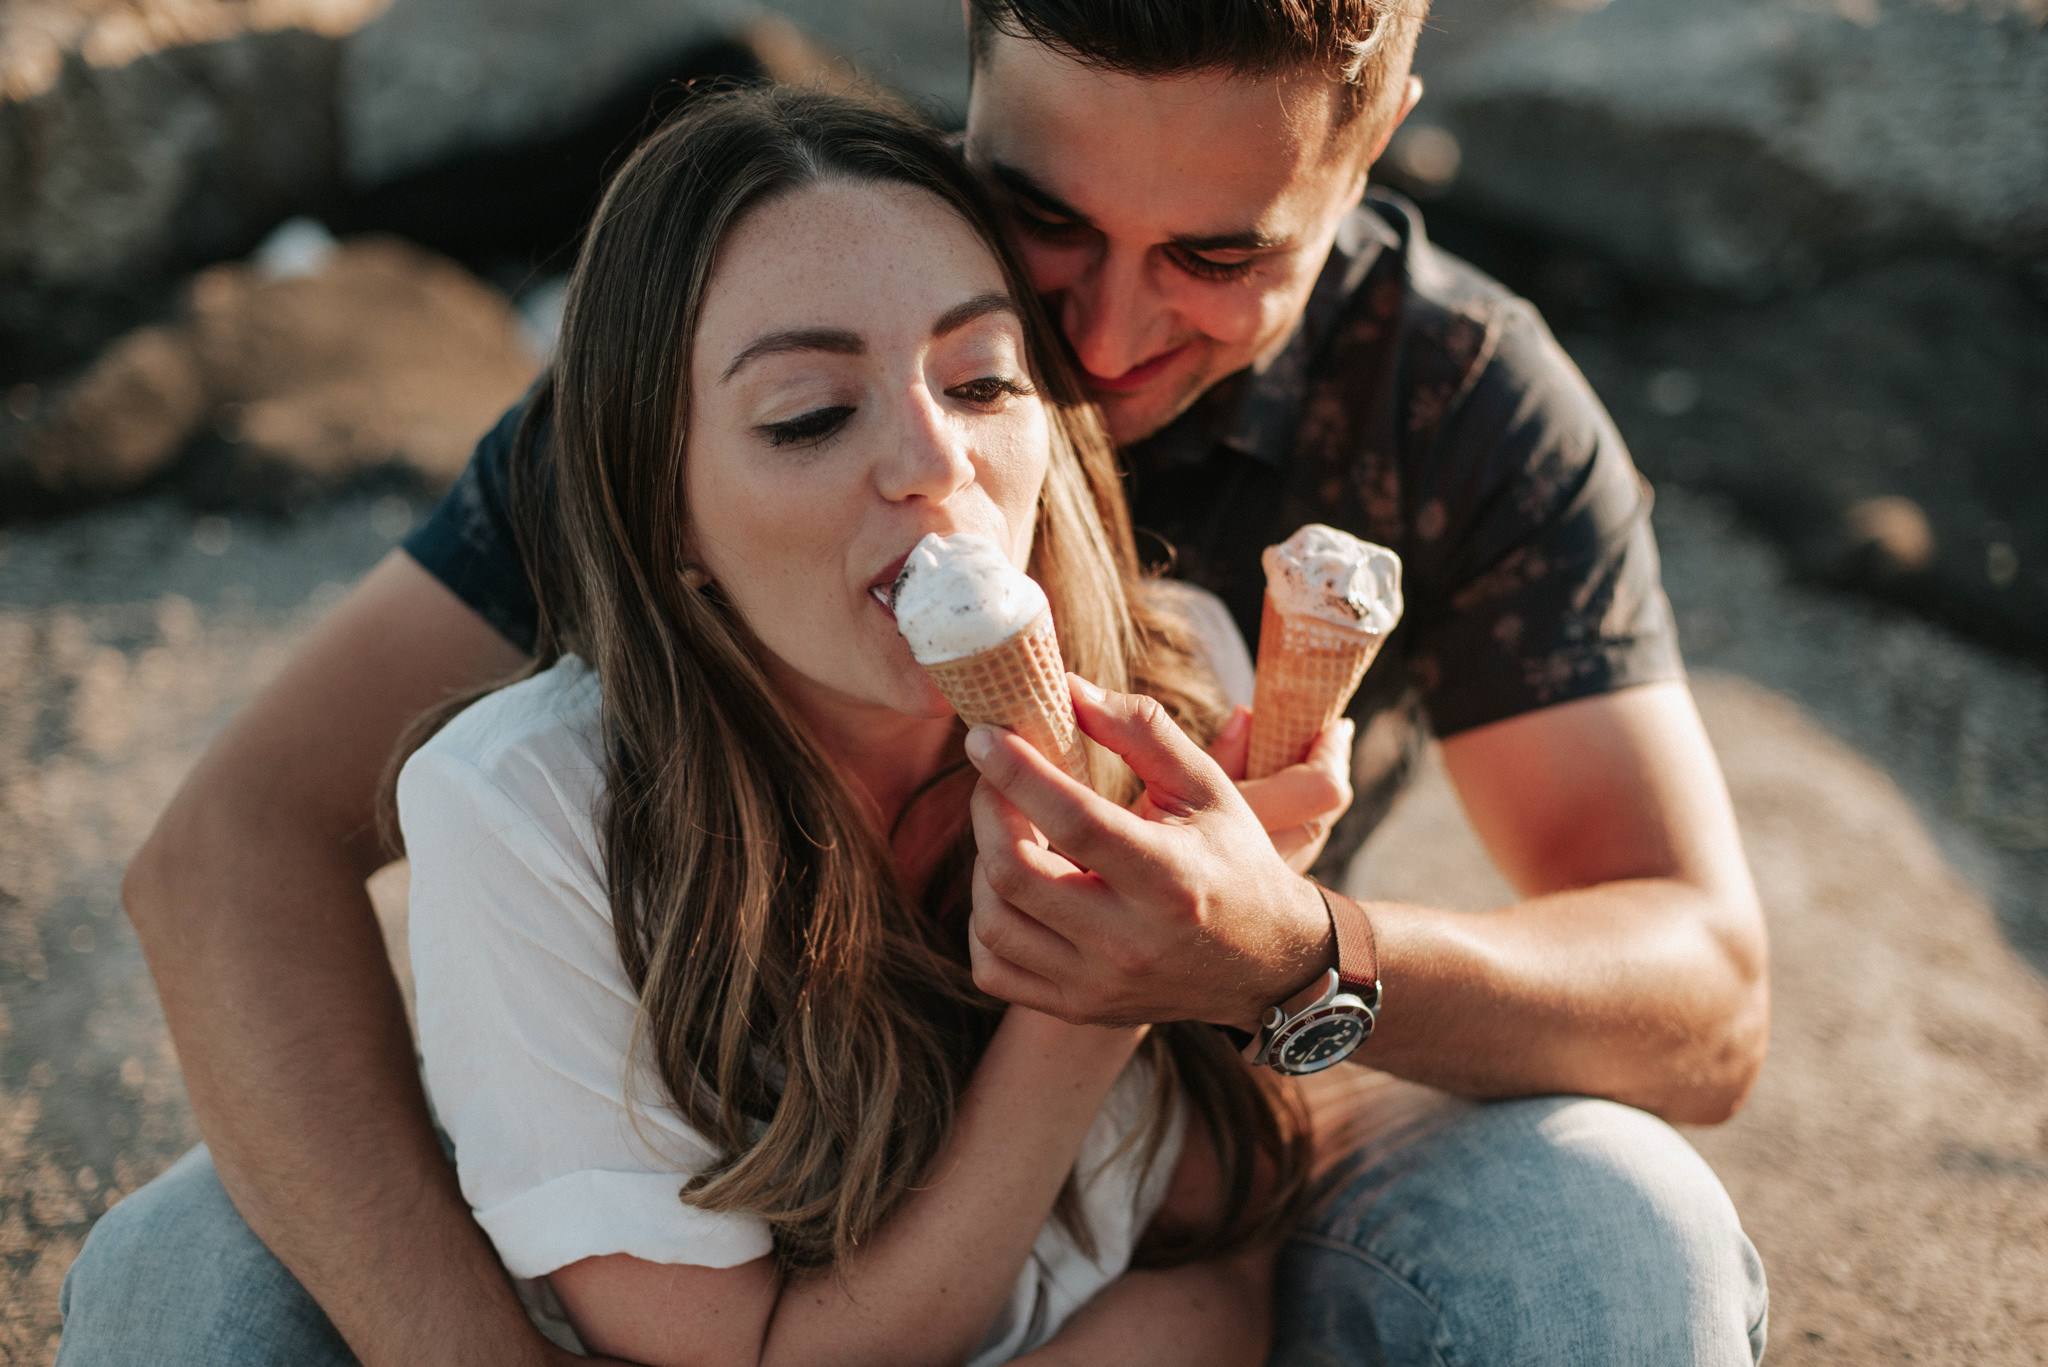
1199;705;1355;873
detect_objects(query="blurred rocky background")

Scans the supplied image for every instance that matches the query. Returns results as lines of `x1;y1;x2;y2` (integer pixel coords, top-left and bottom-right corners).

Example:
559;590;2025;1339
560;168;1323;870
1;1;2044;1363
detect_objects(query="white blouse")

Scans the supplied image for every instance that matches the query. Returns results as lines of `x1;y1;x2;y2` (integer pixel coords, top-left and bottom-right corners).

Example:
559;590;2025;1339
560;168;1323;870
399;618;1249;1362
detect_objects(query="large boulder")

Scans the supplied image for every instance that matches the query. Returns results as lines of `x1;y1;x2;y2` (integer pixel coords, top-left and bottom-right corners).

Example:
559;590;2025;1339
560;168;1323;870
1407;0;2048;295
339;0;966;188
0;2;380;289
0;1;967;375
337;0;732;187
4;230;538;506
184;233;539;488
1566;256;2048;661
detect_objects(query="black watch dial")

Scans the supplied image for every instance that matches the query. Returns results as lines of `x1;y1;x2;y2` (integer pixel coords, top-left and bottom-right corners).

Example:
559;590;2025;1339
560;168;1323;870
1275;1011;1367;1074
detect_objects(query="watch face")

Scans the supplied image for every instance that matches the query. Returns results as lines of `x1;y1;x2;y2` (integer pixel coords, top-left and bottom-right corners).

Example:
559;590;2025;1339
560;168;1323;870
1275;1011;1366;1074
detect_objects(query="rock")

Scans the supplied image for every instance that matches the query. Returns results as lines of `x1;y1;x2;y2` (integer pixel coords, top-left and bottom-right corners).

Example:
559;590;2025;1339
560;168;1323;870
1411;0;2048;295
1563;255;2048;660
765;0;969;120
337;0;733;187
4;232;538;508
184;234;538;487
13;325;206;495
338;0;967;190
0;5;378;289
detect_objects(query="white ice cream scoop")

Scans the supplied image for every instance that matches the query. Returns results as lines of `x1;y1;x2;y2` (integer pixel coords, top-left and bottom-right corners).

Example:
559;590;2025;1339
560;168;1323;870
1261;524;1403;634
890;532;1048;664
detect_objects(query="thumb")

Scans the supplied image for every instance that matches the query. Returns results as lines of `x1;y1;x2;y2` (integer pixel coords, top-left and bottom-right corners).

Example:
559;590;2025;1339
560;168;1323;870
1207;704;1251;782
1069;676;1233;818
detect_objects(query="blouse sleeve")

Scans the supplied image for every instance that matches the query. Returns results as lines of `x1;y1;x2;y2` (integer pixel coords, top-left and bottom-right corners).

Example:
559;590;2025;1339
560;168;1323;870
398;721;772;1280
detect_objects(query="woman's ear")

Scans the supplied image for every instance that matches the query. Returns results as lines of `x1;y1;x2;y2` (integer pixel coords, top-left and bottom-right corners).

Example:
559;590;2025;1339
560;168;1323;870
682;564;713;590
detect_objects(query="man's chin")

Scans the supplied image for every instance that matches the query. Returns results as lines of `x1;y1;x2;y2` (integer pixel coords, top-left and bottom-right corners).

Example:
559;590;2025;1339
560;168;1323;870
1092;373;1214;447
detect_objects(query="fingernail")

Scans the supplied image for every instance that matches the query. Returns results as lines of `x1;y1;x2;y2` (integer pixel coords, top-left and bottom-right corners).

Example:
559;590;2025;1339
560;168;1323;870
1071;676;1105;704
965;726;996;764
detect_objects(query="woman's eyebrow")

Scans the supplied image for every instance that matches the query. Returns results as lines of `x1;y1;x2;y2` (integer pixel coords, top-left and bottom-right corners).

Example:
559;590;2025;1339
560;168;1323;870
721;328;863;382
933;293;1017;338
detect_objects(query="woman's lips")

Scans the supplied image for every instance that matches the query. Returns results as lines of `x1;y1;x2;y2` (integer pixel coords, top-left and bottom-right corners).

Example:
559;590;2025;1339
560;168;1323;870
867;549;915;616
1081;342;1189;396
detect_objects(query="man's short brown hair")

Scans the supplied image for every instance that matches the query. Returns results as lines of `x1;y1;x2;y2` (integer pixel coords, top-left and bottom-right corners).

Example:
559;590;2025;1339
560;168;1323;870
967;0;1426;133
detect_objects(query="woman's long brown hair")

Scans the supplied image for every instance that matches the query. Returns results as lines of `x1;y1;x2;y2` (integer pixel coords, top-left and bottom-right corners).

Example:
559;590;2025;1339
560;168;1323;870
407;85;1306;1272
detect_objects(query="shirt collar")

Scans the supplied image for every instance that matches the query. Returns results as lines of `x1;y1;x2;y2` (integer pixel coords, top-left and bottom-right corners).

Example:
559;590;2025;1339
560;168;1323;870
1137;199;1398;471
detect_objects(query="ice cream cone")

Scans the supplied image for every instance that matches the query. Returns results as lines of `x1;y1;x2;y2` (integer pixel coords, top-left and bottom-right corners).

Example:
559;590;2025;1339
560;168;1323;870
1246;594;1386;780
919;607;1089;784
1245;524;1403;780
891;533;1091;787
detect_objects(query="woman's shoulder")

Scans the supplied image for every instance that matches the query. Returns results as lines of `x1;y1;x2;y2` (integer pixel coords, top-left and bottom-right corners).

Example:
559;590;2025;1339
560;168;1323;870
405;651;598;803
417;655;603;781
397;656;607;880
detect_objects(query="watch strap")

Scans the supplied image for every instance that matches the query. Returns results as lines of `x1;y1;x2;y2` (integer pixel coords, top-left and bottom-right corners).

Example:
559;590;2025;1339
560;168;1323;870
1315;881;1380;996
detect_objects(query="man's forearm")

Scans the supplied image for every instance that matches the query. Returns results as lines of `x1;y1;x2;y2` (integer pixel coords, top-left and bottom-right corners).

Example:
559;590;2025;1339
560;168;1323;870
127;816;549;1365
122;552;552;1365
1356;875;1767;1124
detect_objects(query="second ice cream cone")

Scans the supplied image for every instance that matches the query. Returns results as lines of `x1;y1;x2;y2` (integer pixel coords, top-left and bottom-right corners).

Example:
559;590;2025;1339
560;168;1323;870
1245;524;1403;780
1246;594;1385;780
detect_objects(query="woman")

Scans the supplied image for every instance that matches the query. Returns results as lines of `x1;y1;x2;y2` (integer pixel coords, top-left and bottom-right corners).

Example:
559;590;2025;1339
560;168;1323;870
396;86;1348;1365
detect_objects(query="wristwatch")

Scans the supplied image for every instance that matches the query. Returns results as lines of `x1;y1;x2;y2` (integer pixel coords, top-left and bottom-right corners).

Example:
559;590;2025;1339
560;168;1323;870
1242;882;1382;1076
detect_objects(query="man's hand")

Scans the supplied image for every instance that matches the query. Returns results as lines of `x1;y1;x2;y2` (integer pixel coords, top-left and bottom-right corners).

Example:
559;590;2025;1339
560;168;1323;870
1202;704;1356;873
963;678;1349;1030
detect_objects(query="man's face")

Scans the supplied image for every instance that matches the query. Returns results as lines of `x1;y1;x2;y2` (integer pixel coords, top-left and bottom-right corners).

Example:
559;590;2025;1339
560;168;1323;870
965;31;1409;445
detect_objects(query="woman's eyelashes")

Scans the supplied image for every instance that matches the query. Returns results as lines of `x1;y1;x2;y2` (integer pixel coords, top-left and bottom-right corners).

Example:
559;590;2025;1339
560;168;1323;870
760;404;855;448
756;372;1030;447
949;375;1034;408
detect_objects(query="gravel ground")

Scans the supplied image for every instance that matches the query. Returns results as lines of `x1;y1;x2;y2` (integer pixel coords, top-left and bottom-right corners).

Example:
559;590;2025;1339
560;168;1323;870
2;484;2045;1363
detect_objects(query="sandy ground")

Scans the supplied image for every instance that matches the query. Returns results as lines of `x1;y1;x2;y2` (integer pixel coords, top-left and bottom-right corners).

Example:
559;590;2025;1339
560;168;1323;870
1;485;2045;1364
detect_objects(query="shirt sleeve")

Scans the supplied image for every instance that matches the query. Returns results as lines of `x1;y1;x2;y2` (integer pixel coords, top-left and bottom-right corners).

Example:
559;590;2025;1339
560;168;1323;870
402;395;543;655
1401;299;1682;738
398;718;772;1279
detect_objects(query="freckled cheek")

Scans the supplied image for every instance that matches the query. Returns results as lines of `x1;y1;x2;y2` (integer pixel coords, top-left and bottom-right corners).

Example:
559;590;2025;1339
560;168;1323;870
687;460;854;630
976;408;1052;553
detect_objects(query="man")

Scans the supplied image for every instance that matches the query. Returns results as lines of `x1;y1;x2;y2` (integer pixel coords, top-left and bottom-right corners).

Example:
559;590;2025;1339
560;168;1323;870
61;2;1770;1362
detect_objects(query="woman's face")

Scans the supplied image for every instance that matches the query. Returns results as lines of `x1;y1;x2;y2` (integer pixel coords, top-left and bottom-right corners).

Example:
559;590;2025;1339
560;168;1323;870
686;177;1051;723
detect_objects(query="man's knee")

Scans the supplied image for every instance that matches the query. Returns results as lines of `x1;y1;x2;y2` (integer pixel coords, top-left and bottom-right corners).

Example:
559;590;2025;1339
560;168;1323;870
1276;1096;1767;1367
59;1145;355;1366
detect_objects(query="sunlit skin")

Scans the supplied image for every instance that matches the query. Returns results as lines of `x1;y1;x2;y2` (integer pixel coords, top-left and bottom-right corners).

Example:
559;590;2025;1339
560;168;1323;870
685;177;1051;824
965;30;1420;443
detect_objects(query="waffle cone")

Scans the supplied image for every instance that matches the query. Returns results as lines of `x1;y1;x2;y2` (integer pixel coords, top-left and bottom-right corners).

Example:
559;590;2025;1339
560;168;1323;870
1246;593;1385;780
919;609;1090;785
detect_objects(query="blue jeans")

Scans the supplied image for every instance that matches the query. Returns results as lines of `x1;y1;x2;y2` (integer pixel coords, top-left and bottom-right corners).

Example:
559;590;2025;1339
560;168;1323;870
59;1091;1765;1365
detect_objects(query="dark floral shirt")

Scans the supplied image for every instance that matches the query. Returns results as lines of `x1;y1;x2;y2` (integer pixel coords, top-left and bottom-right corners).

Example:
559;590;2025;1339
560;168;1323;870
405;193;1680;870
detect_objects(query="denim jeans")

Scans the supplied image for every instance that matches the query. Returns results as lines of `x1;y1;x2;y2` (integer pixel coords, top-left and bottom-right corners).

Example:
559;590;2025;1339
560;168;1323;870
59;1088;1765;1365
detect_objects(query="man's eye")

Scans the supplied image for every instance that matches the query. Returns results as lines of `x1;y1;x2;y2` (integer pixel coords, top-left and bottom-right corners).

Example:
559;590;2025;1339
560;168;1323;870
1171;248;1256;283
1010;203;1088;242
951;376;1033;407
761;406;853;447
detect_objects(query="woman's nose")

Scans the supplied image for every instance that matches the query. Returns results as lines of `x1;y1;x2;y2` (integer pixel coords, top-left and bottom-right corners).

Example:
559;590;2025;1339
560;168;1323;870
875;387;976;505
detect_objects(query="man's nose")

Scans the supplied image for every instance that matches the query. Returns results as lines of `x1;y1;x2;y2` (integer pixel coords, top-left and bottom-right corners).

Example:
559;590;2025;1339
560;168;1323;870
1059;247;1163;381
876;387;976;505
